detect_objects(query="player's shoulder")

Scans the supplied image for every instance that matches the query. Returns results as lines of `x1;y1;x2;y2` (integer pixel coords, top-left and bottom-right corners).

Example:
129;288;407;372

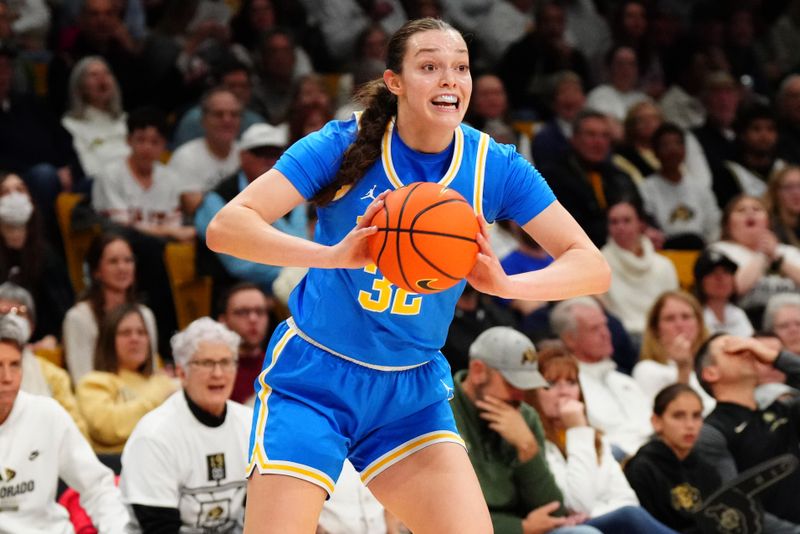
461;123;518;156
297;116;358;146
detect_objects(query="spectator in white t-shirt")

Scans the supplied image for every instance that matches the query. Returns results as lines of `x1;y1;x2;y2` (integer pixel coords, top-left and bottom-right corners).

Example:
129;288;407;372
93;107;195;243
639;123;721;249
169;87;242;216
120;317;251;532
0;313;130;533
586;45;649;141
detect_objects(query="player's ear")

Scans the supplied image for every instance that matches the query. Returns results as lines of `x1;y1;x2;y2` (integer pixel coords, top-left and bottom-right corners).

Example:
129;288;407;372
384;69;402;96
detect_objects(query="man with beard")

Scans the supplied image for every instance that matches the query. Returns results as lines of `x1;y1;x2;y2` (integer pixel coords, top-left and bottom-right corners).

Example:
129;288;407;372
450;326;598;534
713;103;787;209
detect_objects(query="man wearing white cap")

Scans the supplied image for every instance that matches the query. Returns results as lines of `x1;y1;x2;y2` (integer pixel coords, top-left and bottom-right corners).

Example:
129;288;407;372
194;122;307;295
451;326;600;534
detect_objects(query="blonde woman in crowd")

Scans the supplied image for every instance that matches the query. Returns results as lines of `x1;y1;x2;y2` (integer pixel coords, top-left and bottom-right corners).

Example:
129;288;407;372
61;56;130;178
633;290;715;414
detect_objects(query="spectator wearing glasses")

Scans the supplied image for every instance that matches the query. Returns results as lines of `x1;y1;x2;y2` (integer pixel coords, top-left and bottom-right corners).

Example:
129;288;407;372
76;303;177;452
120;317;251;532
168;87;242;216
217;283;273;404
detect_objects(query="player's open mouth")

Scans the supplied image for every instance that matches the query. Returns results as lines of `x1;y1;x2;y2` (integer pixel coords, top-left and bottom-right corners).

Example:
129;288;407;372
431;94;459;111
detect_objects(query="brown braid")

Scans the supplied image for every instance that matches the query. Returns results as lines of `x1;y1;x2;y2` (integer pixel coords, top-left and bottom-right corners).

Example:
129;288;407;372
311;17;457;206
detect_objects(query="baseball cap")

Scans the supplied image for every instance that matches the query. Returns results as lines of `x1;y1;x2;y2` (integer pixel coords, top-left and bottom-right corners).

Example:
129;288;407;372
694;249;738;281
469;327;548;390
239;123;289;152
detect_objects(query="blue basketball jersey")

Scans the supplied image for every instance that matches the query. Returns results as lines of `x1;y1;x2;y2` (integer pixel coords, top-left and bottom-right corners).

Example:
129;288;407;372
274;116;555;368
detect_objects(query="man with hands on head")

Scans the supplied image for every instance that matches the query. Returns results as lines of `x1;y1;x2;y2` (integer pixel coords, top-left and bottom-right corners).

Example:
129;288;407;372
695;333;800;532
450;326;601;534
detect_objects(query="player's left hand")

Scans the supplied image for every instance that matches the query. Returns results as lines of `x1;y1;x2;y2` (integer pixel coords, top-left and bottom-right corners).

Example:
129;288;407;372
467;215;512;297
476;395;538;461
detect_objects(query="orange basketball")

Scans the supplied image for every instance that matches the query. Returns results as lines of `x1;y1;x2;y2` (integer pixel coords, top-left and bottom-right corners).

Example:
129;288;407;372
368;182;479;294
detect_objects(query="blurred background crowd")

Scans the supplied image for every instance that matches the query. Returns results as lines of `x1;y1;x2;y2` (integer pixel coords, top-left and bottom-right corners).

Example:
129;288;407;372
4;0;800;533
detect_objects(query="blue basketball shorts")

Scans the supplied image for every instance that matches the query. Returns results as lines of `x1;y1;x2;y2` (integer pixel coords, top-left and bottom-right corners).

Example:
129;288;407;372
246;319;464;496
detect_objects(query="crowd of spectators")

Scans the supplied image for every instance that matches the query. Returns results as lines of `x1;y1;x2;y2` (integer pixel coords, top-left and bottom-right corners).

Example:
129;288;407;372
3;0;800;532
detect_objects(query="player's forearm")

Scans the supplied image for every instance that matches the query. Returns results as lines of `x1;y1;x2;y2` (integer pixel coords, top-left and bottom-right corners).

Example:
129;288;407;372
207;203;334;269
504;247;610;301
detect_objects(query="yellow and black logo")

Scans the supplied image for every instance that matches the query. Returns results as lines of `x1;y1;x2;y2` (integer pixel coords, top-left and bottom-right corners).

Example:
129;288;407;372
207;453;226;482
0;468;15;483
671;483;702;512
522;348;538;365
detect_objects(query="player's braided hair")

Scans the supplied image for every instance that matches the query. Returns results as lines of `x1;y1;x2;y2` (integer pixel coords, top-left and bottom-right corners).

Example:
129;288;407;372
311;17;456;206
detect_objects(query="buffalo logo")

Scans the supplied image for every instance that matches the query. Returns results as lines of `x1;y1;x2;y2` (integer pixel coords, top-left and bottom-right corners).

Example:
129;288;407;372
0;468;15;483
521;348;538;365
704;503;745;534
671;483;702;512
206;453;226;482
670;204;694;223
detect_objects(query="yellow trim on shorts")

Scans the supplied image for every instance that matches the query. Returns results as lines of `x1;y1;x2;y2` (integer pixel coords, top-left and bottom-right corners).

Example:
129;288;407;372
381;120;465;189
248;459;336;496
472;132;490;217
247;328;296;475
359;431;466;486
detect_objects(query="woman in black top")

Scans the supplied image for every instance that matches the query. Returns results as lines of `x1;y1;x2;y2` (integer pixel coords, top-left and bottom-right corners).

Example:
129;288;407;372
624;384;722;533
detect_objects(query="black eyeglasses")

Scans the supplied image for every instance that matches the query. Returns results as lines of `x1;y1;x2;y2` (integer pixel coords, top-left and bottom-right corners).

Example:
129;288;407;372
187;358;239;372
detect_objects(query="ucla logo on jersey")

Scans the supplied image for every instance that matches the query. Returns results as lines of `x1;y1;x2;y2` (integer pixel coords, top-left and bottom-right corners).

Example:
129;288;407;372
206;453;226;482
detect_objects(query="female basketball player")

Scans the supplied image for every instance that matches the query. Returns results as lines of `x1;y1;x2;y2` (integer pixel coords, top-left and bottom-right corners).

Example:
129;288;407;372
207;18;610;534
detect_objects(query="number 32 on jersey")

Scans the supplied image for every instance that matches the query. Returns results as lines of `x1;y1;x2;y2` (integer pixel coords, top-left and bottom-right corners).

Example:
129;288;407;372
358;264;422;315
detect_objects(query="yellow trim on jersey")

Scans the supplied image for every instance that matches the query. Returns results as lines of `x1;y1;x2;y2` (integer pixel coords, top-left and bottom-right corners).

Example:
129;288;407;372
359;431;465;485
472;132;490;217
248;328;296;473
250;460;336;495
380;120;465;190
331;111;365;201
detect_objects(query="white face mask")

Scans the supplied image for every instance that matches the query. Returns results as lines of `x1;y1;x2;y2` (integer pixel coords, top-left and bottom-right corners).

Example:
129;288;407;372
0;191;32;227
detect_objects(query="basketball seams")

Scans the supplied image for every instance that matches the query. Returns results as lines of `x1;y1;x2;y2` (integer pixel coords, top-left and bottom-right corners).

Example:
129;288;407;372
374;203;391;267
408;198;478;241
395;183;424;291
367;182;479;294
407;197;478;285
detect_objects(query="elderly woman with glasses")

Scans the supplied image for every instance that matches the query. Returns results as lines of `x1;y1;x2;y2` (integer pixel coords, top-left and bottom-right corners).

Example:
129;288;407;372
120;317;252;532
76;302;177;453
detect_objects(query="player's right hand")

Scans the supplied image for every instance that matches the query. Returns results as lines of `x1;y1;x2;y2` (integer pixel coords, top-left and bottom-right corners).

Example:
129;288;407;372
326;190;389;269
